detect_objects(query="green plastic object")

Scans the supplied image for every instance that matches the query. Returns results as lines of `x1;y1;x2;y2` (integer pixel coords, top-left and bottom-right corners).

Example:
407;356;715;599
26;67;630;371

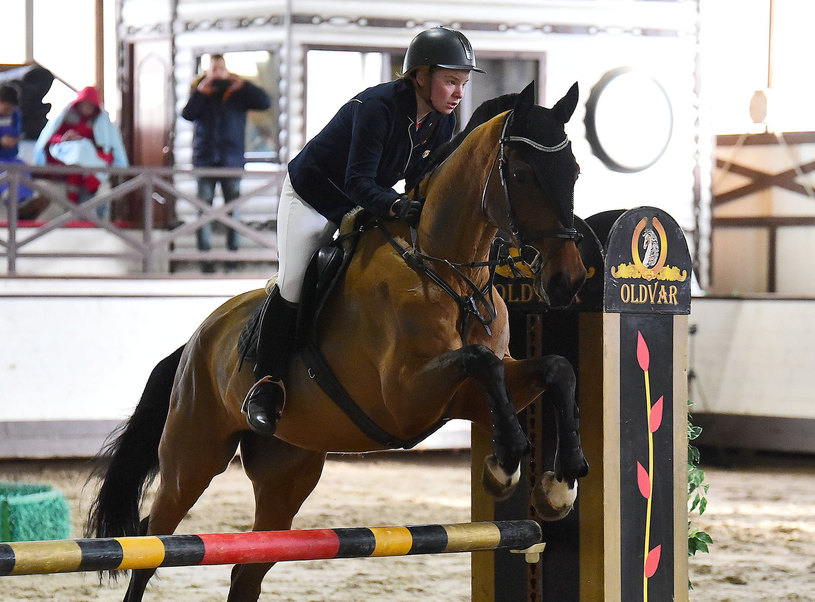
0;482;71;542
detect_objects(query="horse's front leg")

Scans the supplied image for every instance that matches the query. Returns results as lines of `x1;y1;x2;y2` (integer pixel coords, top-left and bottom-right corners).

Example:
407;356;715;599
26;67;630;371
503;354;589;518
391;344;530;499
505;355;589;477
460;345;532;499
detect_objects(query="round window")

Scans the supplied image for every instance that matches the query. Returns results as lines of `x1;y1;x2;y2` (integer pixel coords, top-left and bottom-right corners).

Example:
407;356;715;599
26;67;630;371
584;68;673;173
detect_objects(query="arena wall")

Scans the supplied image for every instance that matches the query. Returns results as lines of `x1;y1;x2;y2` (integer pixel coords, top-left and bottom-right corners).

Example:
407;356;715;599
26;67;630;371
0;277;469;458
2;278;811;458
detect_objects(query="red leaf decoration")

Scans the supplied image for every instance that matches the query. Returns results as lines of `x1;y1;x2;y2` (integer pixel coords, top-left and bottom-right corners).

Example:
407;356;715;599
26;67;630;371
645;544;662;578
637;462;651;499
637;331;650;371
650;396;664;433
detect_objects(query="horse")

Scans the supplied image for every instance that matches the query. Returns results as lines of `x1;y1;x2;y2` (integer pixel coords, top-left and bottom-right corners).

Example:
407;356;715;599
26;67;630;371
87;81;589;601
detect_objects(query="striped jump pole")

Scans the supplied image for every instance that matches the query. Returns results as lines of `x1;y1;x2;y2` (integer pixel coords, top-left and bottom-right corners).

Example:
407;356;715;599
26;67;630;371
0;520;544;577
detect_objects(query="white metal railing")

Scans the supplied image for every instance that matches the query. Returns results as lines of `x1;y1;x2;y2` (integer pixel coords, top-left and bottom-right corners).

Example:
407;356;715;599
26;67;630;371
0;162;286;275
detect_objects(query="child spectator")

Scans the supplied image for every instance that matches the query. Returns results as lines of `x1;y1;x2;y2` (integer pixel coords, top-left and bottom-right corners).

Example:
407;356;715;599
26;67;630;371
0;83;44;219
33;86;128;209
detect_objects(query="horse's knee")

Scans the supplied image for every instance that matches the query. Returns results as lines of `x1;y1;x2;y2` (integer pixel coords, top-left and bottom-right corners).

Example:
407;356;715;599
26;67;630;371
463;344;503;380
540;355;576;398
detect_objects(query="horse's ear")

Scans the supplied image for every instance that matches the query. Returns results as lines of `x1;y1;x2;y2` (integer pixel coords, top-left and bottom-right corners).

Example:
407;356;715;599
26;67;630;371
553;82;579;123
514;81;537;109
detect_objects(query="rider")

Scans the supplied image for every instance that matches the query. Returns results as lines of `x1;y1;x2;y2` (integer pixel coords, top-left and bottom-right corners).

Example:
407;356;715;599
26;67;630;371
242;26;485;435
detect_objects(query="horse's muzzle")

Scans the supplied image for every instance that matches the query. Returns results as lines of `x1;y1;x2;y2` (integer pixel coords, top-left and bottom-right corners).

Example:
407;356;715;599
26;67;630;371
537;269;586;309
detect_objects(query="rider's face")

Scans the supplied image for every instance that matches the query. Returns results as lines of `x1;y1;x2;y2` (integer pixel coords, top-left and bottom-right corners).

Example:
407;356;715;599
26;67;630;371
418;68;469;115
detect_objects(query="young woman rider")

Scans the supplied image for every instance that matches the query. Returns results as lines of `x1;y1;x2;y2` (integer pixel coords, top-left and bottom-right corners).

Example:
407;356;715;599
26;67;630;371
243;26;484;435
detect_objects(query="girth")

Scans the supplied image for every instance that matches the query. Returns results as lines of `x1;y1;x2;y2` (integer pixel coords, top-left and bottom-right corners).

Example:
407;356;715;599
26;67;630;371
300;342;449;449
296;212;450;450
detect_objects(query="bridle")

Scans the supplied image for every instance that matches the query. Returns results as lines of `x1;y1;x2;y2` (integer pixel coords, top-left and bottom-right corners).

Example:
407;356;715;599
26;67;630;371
481;110;583;275
379;110;582;343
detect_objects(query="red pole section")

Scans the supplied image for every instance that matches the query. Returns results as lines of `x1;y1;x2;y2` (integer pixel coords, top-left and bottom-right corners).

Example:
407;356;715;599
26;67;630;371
199;529;341;565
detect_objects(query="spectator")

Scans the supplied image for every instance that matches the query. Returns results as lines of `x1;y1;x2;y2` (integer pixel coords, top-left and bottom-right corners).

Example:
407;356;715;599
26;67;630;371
0;83;45;219
33;86;128;216
181;54;272;273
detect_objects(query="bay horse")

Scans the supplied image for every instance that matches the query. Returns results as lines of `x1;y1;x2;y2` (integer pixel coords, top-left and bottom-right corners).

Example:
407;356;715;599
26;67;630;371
87;82;589;601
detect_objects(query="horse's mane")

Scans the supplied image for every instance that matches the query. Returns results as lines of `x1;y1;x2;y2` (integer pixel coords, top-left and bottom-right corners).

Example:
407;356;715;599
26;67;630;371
406;92;519;191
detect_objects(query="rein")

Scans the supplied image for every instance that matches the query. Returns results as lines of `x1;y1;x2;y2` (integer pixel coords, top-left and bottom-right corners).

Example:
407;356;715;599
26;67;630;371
383;110;582;345
378;222;532;344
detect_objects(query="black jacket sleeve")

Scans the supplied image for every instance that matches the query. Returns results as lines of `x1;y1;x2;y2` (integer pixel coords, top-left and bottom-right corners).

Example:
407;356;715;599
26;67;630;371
344;98;401;216
181;90;208;122
234;81;272;111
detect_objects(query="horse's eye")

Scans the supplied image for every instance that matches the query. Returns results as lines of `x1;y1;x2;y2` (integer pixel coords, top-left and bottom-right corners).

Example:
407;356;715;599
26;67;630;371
513;170;527;184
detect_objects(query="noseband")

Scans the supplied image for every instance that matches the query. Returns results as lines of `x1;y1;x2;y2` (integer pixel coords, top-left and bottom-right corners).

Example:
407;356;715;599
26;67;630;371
481;111;583;275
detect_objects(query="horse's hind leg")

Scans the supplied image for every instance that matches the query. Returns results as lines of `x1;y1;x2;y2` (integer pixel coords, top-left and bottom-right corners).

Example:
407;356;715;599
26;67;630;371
226;433;327;602
123;410;243;602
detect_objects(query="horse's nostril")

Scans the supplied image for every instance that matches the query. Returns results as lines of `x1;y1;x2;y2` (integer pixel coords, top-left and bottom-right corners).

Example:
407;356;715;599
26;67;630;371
547;270;584;307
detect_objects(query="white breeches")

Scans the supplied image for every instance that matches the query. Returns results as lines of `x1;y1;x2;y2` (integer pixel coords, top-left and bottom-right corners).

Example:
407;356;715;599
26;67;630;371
276;173;338;304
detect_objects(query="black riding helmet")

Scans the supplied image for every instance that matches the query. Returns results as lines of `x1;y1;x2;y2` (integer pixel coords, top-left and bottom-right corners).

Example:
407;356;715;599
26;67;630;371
402;26;485;74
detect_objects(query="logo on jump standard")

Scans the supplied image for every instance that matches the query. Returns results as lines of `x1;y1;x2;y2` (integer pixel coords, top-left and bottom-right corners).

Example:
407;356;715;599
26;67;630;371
610;216;687;306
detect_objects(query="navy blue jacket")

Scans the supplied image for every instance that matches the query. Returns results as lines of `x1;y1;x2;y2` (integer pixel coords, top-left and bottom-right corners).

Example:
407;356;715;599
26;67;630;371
288;78;456;224
182;79;271;168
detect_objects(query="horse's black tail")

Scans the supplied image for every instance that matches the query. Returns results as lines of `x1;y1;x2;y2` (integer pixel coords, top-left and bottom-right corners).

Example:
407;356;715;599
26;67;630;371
86;345;184;542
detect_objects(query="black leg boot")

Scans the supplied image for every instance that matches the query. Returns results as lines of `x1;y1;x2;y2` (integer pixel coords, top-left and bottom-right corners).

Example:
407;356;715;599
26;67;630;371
241;287;299;435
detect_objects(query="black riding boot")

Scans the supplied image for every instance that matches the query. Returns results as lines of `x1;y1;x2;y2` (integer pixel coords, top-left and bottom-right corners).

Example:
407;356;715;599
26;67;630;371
242;287;299;435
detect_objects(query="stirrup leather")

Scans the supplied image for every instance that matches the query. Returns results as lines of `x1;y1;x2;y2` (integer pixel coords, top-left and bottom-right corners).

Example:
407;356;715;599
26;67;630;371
240;375;286;414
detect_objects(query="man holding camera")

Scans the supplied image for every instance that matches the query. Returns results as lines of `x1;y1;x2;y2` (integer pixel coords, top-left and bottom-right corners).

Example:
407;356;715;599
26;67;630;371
182;54;271;272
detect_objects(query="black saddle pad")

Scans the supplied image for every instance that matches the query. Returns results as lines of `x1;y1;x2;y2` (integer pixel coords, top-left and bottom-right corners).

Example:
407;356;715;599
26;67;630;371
237;297;265;363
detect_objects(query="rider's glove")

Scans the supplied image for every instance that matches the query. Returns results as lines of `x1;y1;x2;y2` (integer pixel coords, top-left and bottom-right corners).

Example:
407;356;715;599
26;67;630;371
391;195;424;228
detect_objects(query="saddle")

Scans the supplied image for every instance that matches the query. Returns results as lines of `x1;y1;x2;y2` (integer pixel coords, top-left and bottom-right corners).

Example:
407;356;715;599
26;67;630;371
237;207;373;364
237;207;446;449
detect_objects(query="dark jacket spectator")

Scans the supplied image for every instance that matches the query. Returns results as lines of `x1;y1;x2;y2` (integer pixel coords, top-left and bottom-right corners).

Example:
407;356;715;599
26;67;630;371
182;70;271;168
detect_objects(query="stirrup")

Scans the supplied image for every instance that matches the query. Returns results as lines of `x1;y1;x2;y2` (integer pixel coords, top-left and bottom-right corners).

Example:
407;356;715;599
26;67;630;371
241;375;286;414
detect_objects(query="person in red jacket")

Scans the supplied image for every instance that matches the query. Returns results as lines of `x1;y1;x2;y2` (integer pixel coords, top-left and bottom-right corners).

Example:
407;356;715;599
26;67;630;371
33;86;128;213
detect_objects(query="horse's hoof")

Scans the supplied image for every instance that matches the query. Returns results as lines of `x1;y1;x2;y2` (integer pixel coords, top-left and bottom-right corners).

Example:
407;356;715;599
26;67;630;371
481;454;521;501
532;471;576;521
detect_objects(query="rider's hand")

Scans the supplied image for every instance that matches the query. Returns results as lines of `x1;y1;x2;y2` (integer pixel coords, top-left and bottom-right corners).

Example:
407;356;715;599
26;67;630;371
390;195;424;228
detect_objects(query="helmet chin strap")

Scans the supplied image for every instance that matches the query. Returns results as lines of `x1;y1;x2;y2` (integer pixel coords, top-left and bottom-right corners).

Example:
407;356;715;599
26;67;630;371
414;75;439;115
417;92;436;114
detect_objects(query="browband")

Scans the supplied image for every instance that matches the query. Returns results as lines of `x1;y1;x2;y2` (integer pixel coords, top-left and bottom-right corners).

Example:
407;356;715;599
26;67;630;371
500;135;569;153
